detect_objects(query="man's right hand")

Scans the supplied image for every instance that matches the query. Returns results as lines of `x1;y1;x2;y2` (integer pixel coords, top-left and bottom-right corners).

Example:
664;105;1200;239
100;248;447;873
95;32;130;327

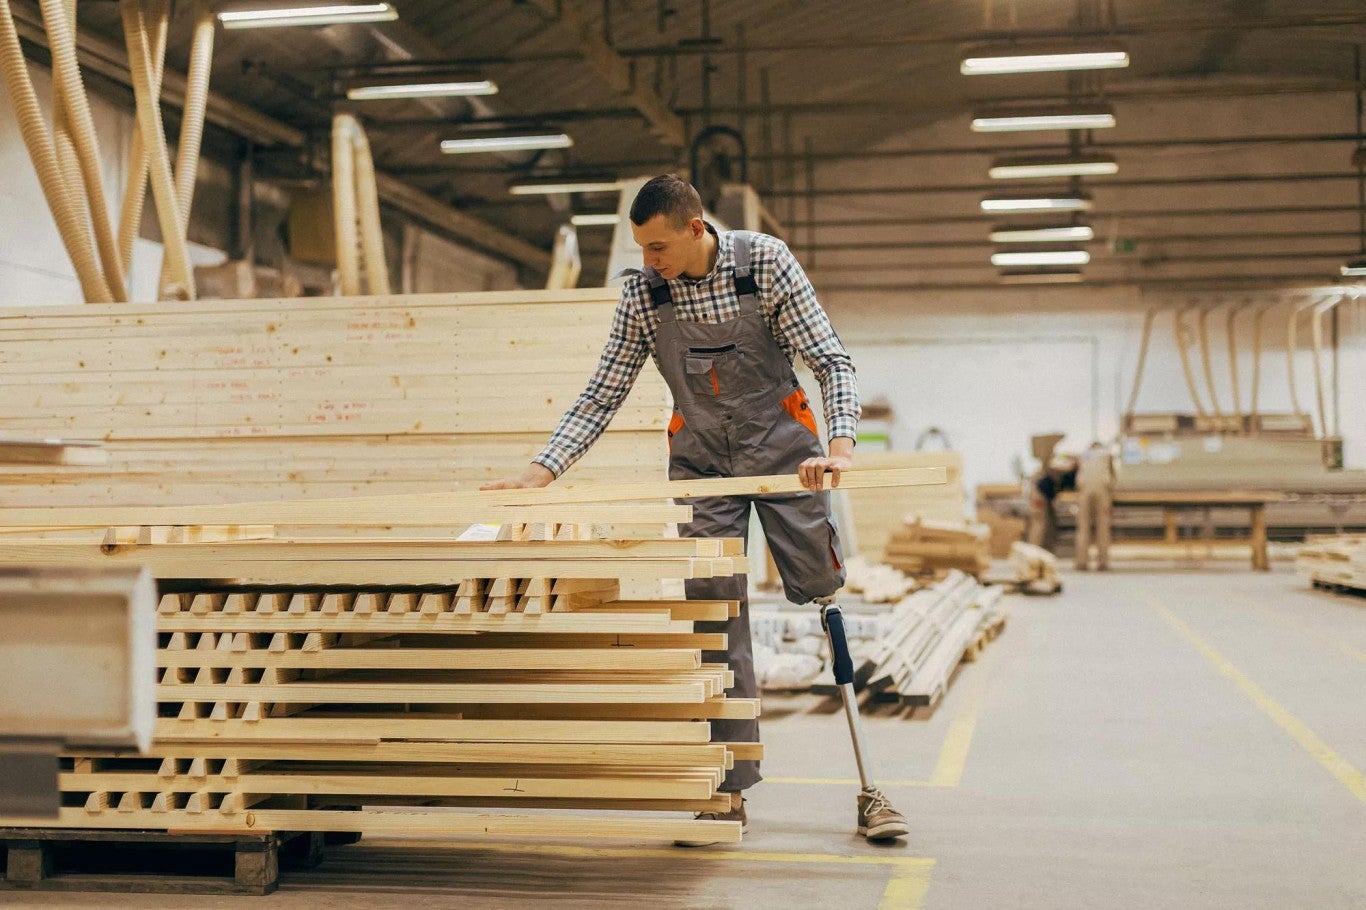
480;463;555;491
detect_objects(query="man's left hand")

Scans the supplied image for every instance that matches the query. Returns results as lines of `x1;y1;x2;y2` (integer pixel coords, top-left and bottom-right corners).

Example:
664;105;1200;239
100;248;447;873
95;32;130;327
798;453;853;491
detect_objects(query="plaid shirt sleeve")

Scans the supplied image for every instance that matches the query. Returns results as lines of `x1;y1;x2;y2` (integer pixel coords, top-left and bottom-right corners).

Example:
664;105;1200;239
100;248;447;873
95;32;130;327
532;284;650;477
768;241;861;442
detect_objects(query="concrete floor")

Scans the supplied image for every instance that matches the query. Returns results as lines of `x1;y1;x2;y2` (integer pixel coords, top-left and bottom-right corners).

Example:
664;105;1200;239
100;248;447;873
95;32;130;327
8;568;1364;909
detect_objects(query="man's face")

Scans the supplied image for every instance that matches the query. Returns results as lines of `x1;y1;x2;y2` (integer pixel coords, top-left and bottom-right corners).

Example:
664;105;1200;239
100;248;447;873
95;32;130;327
631;214;703;279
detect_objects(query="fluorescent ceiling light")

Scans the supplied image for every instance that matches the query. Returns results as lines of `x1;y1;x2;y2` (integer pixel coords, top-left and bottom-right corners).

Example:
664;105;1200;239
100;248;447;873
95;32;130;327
999;269;1086;285
570;213;620;226
218;3;397;29
981;194;1092;213
990;154;1118;180
1340;257;1366;277
509;178;622;196
347;80;497;100
992;250;1091;267
972;103;1116;133
961;42;1130;75
990;224;1095;243
442;134;573;154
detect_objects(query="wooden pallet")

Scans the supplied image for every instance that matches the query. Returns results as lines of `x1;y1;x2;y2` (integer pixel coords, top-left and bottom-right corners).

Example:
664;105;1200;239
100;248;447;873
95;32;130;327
0;827;324;895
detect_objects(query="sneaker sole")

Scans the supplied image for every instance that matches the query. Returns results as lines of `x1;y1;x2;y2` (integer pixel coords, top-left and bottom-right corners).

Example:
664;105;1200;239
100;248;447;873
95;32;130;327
858;822;910;841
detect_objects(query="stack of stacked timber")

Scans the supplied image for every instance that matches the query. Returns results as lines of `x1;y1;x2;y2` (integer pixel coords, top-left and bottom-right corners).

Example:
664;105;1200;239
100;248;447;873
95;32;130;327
1006;541;1062;594
843;451;965;559
0;523;748;843
0;290;668;507
0;467;946;844
883;518;991;580
841;555;916;604
859;572;1005;708
1296;536;1366;595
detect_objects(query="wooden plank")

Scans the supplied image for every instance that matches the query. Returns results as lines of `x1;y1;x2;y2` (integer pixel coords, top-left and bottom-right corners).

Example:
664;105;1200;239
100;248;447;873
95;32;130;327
89;741;729;767
0;808;743;842
154;613;689;634
0;437;107;466
156;647;702;671
154;681;712;704
93;537;736;560
154;717;713;744
60;772;718;801
0;502;692;529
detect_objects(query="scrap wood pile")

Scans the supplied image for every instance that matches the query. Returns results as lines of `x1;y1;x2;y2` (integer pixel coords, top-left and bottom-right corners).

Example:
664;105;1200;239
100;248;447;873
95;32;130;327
0;467;945;844
1006;541;1063;595
883;518;991;580
1296;536;1366;595
751;569;1006;707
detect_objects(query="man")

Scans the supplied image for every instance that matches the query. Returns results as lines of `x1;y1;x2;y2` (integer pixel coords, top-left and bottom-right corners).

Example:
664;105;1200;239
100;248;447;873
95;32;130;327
483;175;908;845
1073;441;1116;571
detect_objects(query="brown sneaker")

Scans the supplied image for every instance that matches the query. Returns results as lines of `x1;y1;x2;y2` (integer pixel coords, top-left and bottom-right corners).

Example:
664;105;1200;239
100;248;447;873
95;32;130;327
857;787;909;841
674;798;747;847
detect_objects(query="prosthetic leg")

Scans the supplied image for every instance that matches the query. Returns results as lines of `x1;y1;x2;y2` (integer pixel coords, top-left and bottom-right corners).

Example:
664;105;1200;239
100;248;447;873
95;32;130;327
817;596;911;841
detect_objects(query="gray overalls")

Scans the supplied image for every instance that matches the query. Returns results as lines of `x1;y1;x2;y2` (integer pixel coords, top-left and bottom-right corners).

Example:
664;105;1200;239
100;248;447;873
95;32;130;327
631;230;847;791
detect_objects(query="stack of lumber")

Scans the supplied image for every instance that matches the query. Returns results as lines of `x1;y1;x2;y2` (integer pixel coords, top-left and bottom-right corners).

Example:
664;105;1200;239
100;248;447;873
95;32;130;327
1296;536;1366;595
0;468;947;844
883;518;991;579
1007;541;1062;594
843;451;965;559
0;290;668;507
0;524;750;844
860;572;1005;708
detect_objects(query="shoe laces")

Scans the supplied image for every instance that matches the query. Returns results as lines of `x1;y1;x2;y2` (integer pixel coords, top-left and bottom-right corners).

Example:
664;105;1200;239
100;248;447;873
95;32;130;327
861;787;893;817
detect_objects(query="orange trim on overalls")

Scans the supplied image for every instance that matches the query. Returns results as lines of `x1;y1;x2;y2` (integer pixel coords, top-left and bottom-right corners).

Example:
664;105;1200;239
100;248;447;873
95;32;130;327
781;388;818;435
710;366;720;395
667;411;685;450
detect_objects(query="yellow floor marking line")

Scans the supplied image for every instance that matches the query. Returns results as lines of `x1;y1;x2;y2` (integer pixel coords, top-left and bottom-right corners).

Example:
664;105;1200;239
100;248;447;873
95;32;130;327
363;838;935;910
767;653;995;789
1229;590;1366;663
1147;595;1366;803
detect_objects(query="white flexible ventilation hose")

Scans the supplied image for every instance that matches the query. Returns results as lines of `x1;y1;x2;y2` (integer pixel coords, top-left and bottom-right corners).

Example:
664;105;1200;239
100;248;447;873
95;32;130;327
1174;307;1209;418
120;0;193;299
117;0;168;275
0;0;112;301
155;0;212;298
41;0;127;301
1195;302;1223;422
331;112;389;295
1122;307;1157;422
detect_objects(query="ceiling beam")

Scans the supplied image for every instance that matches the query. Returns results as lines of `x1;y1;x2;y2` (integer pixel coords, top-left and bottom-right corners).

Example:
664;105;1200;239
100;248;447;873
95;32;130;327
811;273;1338;292
526;0;686;149
786;204;1363;229
790;230;1364;254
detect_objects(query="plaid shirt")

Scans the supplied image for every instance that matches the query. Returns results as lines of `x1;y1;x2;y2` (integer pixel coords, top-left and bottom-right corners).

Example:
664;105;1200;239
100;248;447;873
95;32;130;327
534;228;860;477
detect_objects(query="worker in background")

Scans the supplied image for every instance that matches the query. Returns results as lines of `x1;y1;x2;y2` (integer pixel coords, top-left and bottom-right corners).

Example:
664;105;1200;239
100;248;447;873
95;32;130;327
482;175;909;846
1074;440;1116;571
1027;453;1077;552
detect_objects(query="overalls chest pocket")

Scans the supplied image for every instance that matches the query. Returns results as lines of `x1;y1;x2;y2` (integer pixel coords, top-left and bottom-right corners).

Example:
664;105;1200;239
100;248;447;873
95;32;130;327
686;344;764;400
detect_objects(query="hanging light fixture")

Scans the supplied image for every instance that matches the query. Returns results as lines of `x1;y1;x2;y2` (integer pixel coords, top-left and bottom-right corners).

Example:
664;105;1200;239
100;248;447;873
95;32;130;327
972;103;1116;133
509;176;622;196
990;223;1094;243
218;3;398;29
992;250;1091;267
441;134;573;154
981;193;1093;213
570;213;621;226
989;153;1118;180
960;41;1129;76
347;80;498;100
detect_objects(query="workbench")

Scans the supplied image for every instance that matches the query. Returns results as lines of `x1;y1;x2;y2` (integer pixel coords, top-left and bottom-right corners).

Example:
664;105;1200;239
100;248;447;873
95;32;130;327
1058;490;1285;570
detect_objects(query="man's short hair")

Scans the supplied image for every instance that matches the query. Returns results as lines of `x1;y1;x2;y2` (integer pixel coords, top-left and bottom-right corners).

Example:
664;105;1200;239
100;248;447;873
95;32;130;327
629;174;703;228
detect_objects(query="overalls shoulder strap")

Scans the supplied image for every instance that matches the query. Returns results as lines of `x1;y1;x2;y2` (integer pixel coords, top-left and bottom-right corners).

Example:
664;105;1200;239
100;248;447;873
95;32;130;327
614;266;675;322
730;231;761;314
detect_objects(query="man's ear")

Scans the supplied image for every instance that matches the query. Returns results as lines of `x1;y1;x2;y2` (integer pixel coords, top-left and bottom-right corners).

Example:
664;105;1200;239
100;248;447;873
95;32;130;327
690;217;706;239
